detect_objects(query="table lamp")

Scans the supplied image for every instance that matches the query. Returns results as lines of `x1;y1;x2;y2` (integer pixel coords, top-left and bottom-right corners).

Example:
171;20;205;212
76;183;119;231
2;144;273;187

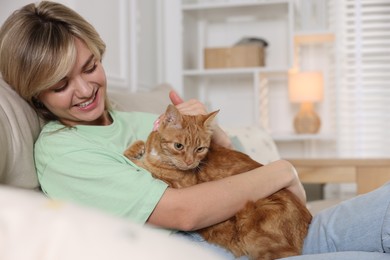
288;71;324;134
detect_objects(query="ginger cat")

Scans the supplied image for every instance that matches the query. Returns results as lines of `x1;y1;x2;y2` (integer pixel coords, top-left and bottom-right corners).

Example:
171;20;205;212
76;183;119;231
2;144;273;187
124;105;312;260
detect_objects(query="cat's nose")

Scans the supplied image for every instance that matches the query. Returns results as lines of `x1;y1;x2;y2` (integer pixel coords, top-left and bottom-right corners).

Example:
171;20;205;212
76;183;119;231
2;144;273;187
185;158;194;166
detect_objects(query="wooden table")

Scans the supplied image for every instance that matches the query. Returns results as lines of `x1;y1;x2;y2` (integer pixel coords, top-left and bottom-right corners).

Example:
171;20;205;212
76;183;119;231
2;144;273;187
287;159;390;195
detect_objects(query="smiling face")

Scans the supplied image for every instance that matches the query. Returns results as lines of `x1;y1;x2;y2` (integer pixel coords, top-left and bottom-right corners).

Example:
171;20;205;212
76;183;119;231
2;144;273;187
38;38;110;126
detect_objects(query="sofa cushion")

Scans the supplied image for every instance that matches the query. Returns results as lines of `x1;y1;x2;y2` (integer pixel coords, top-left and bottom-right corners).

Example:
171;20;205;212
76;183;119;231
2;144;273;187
0;77;40;188
0;185;223;259
108;84;172;114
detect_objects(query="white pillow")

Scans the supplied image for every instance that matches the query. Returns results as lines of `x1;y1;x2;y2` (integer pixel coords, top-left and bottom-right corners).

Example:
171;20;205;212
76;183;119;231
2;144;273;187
0;77;40;188
0;185;224;259
224;126;280;165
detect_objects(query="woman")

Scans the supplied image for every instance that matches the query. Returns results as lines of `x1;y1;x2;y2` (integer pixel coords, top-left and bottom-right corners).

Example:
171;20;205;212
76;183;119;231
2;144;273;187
0;2;388;259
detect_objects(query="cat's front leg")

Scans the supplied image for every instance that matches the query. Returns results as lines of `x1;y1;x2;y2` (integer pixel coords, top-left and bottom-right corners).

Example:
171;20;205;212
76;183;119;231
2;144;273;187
124;140;146;160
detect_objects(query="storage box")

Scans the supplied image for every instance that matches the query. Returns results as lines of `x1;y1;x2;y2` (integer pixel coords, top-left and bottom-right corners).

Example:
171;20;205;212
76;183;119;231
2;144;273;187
204;45;265;69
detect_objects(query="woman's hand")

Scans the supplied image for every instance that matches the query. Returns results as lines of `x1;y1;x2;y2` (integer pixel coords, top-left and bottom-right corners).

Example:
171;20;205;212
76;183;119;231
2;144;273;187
168;90;232;148
169;90;208;115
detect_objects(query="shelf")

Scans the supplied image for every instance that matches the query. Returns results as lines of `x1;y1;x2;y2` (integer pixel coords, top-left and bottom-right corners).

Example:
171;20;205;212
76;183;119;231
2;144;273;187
182;0;290;11
181;0;292;72
183;67;288;77
272;133;336;142
294;31;335;45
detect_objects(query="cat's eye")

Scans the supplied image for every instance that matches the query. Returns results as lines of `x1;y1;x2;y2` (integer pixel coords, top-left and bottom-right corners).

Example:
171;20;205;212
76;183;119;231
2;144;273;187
196;147;206;153
174;143;184;150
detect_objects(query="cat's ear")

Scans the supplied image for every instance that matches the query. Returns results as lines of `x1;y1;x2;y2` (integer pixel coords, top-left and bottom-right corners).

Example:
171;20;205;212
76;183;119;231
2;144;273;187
163;104;182;128
203;110;219;129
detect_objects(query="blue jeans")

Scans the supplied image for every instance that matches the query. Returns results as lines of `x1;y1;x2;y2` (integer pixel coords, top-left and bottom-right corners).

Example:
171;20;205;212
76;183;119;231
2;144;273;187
302;181;390;254
173;181;390;259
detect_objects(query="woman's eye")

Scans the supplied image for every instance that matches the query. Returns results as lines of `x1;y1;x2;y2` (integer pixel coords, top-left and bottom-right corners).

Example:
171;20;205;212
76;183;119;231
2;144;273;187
53;82;68;93
85;63;97;74
174;143;184;150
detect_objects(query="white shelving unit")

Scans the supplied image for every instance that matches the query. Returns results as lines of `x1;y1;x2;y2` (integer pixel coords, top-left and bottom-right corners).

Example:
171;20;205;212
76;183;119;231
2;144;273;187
181;0;293;129
177;0;335;146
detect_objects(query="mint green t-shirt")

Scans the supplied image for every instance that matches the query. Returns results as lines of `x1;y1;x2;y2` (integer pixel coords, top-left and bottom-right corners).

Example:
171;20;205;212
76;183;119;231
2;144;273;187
34;110;168;224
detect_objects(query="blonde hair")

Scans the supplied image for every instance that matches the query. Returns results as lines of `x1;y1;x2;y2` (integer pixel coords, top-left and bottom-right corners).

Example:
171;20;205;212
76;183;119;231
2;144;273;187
0;1;108;121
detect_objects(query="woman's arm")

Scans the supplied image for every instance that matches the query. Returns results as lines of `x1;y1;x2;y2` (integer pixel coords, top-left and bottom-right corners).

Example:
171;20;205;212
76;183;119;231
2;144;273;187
147;160;306;231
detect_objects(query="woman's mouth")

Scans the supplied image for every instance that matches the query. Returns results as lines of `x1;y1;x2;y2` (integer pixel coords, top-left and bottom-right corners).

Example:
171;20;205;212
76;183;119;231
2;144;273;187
75;89;98;109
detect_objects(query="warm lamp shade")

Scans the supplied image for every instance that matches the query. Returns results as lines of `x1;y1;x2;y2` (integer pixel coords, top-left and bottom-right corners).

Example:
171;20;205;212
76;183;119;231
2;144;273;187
288;71;324;134
288;71;324;103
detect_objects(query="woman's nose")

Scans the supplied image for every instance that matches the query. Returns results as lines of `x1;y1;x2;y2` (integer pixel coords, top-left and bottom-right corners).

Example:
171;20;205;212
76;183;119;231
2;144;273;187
74;76;93;97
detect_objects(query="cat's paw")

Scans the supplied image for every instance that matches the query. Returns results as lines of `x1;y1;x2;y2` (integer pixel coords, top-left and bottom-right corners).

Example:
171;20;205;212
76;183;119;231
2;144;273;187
124;140;145;159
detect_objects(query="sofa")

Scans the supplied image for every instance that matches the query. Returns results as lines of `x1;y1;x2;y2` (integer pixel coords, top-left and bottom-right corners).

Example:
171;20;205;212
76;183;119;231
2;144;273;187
0;77;387;259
